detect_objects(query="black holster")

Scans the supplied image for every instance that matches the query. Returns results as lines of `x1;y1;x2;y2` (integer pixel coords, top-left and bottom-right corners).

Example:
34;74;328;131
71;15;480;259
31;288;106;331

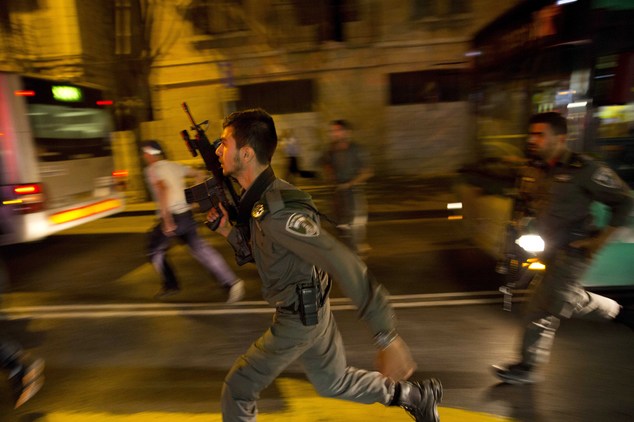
292;267;332;326
297;283;320;326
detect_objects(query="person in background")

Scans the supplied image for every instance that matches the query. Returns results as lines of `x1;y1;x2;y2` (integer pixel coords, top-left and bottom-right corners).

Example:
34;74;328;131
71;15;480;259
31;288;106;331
493;112;634;385
208;108;442;422
321;120;374;257
281;129;302;184
141;140;244;302
280;129;315;184
0;203;45;409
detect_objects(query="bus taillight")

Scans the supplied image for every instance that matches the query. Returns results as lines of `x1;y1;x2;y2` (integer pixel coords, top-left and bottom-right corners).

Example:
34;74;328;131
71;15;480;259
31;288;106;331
14;184;42;195
7;184;45;213
14;90;35;97
112;170;128;191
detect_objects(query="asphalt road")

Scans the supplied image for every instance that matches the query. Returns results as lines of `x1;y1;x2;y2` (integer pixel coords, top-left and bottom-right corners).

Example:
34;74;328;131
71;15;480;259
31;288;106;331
0;210;633;421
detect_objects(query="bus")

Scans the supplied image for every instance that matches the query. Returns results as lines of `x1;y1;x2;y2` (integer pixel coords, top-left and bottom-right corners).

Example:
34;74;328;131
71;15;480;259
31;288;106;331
0;74;125;246
457;0;634;290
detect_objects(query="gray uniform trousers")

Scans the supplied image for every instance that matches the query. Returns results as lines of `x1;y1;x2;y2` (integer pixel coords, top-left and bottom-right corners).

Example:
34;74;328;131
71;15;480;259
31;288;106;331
221;300;394;421
520;250;621;366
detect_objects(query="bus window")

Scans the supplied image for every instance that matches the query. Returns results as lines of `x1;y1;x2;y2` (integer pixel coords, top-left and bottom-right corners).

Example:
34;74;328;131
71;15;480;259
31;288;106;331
596;104;634;139
27;104;113;162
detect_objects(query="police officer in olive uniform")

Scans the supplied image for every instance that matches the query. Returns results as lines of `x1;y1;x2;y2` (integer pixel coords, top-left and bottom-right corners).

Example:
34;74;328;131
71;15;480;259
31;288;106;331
208;108;442;421
494;112;634;385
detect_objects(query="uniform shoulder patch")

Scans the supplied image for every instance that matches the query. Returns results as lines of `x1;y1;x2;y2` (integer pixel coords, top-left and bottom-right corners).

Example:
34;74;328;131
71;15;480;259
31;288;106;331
592;166;622;189
285;213;320;237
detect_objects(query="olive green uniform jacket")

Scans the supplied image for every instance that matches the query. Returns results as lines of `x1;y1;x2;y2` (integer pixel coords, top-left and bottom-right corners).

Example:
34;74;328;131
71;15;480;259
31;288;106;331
221;169;396;421
516;151;632;365
519;151;631;252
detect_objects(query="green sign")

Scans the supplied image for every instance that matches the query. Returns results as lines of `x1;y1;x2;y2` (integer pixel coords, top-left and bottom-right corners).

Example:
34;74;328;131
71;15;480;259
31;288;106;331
594;0;634;10
52;85;83;102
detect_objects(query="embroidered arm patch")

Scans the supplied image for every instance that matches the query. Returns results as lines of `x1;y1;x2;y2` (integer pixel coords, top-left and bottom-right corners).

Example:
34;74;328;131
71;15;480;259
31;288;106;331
285;213;320;237
592;167;622;189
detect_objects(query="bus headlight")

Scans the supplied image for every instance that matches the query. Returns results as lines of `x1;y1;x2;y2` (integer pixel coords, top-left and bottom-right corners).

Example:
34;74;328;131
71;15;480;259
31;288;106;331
515;234;545;253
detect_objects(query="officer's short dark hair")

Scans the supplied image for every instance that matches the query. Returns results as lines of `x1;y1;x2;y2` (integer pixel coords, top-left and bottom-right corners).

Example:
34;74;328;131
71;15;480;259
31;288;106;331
223;108;277;165
529;112;567;135
330;119;352;130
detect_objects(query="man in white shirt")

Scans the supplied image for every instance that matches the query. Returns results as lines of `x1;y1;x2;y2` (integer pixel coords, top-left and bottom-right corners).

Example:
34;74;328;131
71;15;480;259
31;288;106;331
141;140;244;302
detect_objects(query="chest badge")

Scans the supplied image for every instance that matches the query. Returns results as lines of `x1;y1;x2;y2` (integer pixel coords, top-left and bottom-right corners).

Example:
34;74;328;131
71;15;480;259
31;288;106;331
252;203;266;219
286;213;320;237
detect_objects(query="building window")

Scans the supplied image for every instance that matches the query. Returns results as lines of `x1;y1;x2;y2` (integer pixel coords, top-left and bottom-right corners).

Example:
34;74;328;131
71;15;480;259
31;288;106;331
190;0;247;35
389;70;469;104
237;80;315;114
413;0;436;19
294;0;359;42
115;0;132;55
412;0;470;19
448;0;470;15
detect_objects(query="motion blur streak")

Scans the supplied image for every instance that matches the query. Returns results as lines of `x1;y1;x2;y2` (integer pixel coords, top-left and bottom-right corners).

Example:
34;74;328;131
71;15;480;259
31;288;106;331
49;198;124;224
0;291;530;320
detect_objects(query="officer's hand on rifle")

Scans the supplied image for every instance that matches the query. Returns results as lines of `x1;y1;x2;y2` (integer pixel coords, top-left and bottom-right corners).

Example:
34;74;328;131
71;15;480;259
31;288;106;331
206;202;232;238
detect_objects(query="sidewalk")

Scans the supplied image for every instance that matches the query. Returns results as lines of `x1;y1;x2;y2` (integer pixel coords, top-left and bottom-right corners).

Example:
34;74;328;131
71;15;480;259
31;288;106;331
120;174;461;220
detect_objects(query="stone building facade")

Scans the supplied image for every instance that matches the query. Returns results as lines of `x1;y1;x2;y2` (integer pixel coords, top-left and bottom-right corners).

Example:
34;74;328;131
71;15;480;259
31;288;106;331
142;0;521;177
0;0;520;185
0;0;115;90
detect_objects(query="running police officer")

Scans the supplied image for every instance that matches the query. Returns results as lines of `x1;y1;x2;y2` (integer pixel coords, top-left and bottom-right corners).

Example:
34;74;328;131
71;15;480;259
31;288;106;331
207;108;442;421
494;112;634;385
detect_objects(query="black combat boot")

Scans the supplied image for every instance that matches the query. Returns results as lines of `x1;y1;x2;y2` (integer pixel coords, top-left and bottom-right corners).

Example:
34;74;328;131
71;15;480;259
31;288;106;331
615;306;634;331
7;354;45;408
492;362;539;384
391;378;443;422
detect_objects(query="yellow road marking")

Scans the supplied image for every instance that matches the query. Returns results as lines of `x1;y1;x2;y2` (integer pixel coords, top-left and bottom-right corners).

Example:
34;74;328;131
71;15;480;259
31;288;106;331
39;378;513;421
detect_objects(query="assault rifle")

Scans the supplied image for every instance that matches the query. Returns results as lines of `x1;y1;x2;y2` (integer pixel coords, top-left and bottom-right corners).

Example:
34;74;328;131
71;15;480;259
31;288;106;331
180;102;253;264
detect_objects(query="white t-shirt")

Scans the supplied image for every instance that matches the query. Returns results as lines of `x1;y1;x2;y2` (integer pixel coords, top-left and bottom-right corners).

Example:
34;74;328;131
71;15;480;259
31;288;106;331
145;160;191;215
